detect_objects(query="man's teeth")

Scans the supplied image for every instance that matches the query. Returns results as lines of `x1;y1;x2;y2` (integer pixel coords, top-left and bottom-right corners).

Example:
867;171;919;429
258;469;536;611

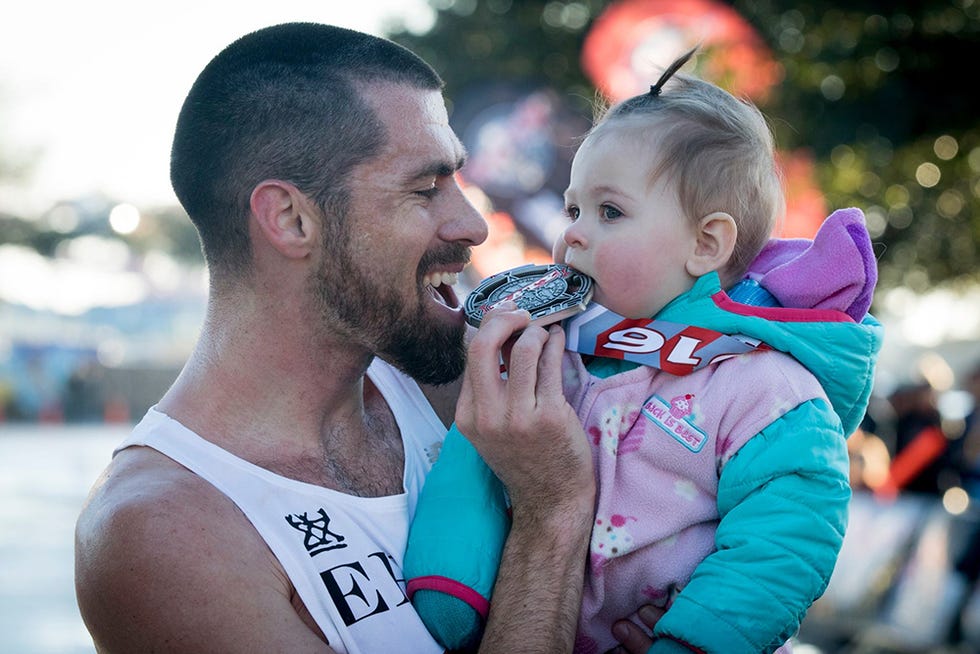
423;271;458;288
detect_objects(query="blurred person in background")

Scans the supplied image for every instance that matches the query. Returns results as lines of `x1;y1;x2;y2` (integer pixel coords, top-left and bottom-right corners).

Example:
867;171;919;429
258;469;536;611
953;361;980;496
73;22;647;653
846;416;892;492
877;381;949;497
946;360;980;646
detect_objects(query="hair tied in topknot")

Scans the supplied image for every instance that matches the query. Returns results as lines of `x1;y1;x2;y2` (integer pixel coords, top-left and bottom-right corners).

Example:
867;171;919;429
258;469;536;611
648;45;700;97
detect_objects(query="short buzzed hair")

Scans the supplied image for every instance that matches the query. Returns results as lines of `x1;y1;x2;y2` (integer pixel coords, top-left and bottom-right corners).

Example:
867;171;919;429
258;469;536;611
170;22;443;279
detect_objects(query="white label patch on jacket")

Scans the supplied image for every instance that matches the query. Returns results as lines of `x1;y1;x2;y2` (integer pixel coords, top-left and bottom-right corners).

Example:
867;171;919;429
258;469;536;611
641;393;708;452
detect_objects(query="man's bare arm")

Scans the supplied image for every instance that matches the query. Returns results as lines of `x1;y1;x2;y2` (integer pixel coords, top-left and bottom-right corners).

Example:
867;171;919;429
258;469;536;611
75;450;334;653
455;308;596;651
480;502;594;652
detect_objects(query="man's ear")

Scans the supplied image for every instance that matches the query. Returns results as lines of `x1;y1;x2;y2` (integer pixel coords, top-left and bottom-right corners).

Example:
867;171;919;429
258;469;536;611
250;180;318;259
685;211;736;277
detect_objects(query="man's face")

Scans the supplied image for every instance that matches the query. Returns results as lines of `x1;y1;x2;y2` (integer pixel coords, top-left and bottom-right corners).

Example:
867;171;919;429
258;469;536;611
310;84;488;385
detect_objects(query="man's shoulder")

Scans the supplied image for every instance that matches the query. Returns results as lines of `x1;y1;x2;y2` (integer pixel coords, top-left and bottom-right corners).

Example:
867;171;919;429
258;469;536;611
74;448;330;651
79;446;220;526
80;444;268;548
75;447;293;648
75;446;273;591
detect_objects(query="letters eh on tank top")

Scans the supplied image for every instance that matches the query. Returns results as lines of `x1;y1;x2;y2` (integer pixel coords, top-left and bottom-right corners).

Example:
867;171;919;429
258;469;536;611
114;359;446;654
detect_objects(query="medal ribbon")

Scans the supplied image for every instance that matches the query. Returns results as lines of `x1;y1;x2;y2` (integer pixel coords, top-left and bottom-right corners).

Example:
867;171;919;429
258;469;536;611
562;303;769;375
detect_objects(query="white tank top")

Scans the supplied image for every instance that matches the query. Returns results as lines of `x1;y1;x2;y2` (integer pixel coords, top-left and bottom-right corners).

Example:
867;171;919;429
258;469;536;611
115;359;446;654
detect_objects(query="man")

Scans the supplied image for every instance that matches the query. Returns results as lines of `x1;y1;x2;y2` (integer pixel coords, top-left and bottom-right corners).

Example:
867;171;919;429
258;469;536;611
74;22;609;653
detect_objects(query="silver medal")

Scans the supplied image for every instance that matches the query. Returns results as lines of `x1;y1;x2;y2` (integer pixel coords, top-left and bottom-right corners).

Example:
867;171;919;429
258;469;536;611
464;263;594;328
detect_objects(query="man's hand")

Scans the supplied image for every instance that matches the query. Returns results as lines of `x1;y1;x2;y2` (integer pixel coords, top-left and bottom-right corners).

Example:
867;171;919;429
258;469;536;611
455;302;593;515
457;303;596;653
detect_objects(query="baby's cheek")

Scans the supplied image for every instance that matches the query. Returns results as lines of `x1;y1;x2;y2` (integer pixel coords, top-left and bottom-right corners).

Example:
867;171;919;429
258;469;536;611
596;245;646;288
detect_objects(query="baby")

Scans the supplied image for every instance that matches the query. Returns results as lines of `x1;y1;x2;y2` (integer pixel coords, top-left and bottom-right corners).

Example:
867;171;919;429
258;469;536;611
405;48;883;654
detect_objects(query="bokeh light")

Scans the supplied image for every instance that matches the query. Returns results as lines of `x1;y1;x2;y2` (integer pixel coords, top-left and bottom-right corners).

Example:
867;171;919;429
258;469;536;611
942;486;970;515
915;162;942;188
108;203;141;235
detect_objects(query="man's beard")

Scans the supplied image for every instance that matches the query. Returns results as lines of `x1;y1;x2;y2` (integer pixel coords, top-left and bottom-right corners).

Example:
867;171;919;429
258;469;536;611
310;234;468;386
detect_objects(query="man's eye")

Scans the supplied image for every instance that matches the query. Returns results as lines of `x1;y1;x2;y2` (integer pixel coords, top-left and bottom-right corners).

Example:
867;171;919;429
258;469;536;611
600;205;622;221
415;186;439;199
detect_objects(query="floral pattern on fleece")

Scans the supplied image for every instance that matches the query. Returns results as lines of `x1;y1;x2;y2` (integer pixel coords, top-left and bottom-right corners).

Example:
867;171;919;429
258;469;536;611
588;404;643;457
591;513;638;563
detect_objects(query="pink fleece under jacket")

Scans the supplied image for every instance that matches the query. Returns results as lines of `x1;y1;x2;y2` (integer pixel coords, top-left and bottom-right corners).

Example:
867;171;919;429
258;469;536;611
564;345;824;653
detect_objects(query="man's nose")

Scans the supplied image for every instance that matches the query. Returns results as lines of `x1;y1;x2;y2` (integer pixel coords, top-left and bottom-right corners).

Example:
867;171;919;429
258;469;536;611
439;184;488;246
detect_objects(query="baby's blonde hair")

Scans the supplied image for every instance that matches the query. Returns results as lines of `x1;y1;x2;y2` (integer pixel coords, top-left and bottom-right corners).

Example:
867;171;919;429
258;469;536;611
587;49;784;284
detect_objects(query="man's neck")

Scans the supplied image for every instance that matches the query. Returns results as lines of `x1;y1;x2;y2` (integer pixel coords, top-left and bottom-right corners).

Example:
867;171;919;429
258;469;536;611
156;300;407;491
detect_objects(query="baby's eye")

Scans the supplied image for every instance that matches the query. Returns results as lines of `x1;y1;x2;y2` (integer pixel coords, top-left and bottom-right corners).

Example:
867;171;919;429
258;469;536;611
600;204;623;221
564;205;580;221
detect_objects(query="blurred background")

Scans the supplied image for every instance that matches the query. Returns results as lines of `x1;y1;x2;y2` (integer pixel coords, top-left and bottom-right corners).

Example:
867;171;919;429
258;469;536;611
1;1;978;652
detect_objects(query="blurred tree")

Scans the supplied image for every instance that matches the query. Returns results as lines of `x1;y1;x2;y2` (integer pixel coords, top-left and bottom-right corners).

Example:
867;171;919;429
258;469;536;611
0;88;38;183
388;0;980;294
0;203;203;265
0;214;61;256
0;90;46;251
127;207;206;265
0;86;203;267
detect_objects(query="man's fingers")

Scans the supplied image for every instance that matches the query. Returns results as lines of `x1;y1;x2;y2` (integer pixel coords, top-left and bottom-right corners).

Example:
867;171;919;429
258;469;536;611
457;304;532;434
504;326;551;407
465;305;530;391
536;324;566;400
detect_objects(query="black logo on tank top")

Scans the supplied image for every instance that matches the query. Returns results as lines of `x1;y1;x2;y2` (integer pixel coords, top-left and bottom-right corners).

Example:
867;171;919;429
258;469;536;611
285;508;347;556
321;551;410;625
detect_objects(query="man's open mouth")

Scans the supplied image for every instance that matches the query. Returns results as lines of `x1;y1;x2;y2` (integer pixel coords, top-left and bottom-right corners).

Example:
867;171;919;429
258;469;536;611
422;271;461;309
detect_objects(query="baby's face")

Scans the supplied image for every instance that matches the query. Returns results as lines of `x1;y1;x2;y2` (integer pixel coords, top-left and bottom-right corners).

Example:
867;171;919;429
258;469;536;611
555;130;698;319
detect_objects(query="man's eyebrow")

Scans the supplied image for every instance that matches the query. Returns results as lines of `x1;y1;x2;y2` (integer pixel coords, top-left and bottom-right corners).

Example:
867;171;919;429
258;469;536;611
405;154;468;183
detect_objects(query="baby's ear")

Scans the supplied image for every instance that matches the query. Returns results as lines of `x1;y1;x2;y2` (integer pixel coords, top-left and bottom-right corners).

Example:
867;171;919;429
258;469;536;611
686;212;736;277
250;179;319;260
